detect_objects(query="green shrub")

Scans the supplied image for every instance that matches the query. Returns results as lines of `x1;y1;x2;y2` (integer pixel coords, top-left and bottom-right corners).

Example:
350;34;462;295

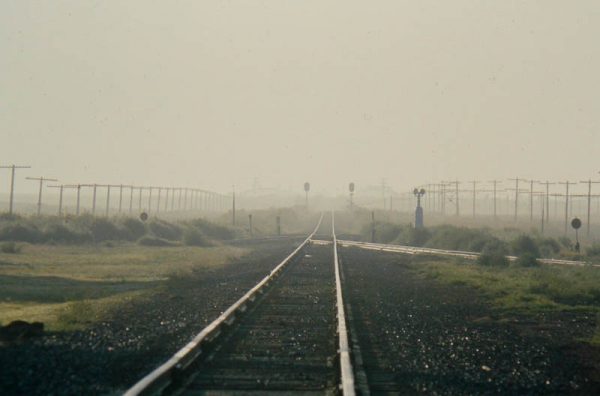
137;236;178;247
477;240;509;267
190;218;235;240
0;223;44;243
0;241;21;254
149;219;183;240
394;226;432;247
183;228;211;247
586;243;600;258
511;235;540;257
88;218;124;242
425;225;497;252
43;223;91;244
119;218;147;240
514;253;539;267
538;237;561;258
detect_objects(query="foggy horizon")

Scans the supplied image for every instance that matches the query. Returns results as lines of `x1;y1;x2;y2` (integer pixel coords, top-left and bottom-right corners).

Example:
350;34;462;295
2;1;599;194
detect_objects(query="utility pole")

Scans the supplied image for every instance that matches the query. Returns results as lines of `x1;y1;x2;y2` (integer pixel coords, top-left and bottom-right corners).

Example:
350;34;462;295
106;185;111;216
48;184;64;216
118;184;124;213
248;214;252;236
538;181;555;224
0;164;32;215
91;184;98;215
527;180;540;223
440;182;447;215
580;179;600;238
469;181;480;218
558;181;575;235
454;180;460;216
156;188;161;214
507;178;528;221
137;186;143;212
148;187;153;213
25;176;58;216
164;188;170;212
488;180;502;220
129;186;134;214
232;186;236;226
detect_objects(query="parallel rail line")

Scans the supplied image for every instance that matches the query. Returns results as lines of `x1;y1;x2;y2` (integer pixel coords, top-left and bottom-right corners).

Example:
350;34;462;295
338;240;600;268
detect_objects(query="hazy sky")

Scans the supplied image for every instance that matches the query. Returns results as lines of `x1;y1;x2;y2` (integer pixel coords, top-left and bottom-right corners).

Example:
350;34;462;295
2;1;599;194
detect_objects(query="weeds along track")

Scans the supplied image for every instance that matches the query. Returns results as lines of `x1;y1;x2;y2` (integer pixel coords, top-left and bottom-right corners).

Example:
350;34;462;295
125;213;355;395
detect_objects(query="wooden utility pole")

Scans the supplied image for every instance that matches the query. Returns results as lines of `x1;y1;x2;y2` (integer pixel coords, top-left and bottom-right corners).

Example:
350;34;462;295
526;179;541;223
507;178;529;221
454;180;460;216
487;180;502;220
232;186;236;226
469;181;480;217
538;181;555;224
0;164;32;215
26;176;58;215
129;186;135;214
558;181;575;235
48;184;64;216
579;180;600;238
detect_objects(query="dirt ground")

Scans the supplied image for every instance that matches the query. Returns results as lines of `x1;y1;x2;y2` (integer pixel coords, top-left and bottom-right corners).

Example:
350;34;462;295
340;247;600;395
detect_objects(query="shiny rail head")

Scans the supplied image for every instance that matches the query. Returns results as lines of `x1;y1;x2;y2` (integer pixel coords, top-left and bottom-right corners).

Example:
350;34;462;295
124;214;324;396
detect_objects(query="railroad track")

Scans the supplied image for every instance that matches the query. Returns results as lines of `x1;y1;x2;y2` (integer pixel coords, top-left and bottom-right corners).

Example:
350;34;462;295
337;240;600;268
125;213;356;395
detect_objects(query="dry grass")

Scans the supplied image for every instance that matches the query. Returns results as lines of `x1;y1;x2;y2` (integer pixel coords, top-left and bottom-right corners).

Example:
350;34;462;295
0;243;248;330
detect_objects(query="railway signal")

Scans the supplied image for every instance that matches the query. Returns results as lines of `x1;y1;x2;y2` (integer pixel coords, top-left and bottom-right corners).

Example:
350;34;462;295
304;182;310;208
413;188;426;228
571;217;582;252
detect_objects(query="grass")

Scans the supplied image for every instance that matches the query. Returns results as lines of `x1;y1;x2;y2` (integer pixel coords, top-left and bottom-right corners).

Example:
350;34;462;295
410;256;600;343
0;243;247;331
411;256;600;312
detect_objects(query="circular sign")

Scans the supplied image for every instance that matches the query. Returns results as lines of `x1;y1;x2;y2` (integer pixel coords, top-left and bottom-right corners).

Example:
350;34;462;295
420;188;426;195
349;182;355;193
304;182;310;192
571;217;582;230
140;212;148;222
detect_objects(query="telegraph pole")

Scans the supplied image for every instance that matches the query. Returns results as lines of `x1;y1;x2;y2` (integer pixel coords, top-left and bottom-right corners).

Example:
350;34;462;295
558;181;575;235
232;186;236;226
454;180;460;216
507;178;528;221
106;185;111;216
48;184;64;216
148;187;153;213
26;176;58;215
118;184;124;213
0;164;32;215
579;179;600;238
488;180;502;219
156;188;162;214
129;186;134;214
469;180;480;217
527;180;540;223
538;181;555;224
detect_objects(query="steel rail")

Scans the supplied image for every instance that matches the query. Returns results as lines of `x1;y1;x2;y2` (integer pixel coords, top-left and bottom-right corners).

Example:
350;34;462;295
338;240;600;268
125;214;324;396
332;213;356;396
